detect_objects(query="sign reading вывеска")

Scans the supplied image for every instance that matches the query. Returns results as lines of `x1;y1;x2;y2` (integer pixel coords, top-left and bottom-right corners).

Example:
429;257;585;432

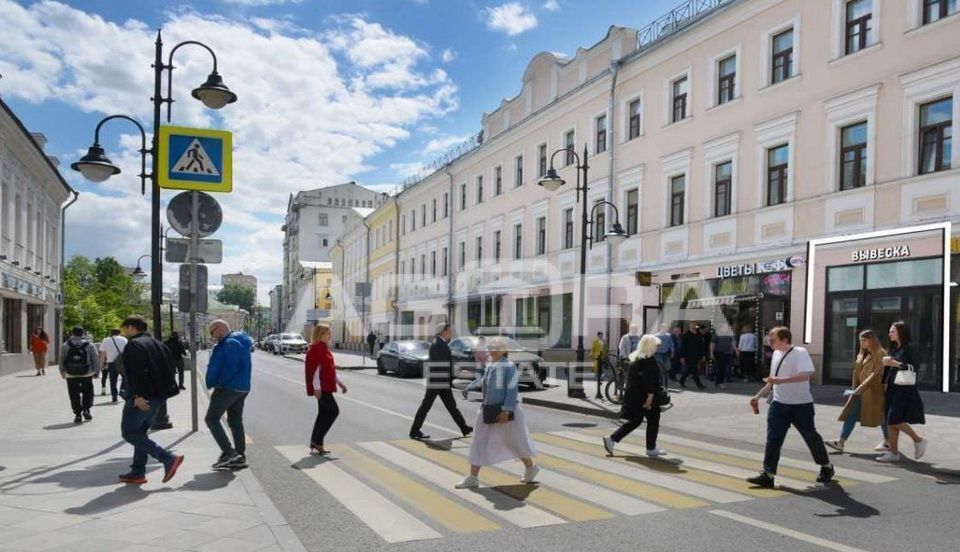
851;246;911;262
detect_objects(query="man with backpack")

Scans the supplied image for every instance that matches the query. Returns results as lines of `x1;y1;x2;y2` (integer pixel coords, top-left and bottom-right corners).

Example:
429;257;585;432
117;315;184;485
60;326;101;424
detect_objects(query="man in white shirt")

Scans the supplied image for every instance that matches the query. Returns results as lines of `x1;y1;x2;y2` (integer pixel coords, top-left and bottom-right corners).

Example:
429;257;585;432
748;327;834;488
99;329;128;403
737;326;759;382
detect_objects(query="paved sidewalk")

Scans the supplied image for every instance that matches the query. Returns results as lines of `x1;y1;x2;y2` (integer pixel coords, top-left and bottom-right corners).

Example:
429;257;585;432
0;368;306;552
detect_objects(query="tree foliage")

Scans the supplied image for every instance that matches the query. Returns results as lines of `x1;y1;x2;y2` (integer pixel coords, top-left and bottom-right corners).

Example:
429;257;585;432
216;283;255;313
63;256;149;340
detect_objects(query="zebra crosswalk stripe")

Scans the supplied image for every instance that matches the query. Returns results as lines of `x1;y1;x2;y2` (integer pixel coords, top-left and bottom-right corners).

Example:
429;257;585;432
275;445;442;543
446;445;665;516
552;431;815;491
357;441;566;528
390;439;615;522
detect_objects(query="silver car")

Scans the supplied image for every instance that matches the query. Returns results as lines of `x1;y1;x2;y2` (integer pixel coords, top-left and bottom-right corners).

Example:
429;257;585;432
272;333;308;355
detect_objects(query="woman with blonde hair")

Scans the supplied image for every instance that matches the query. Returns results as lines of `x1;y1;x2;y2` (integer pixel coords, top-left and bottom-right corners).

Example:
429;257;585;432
455;336;538;489
825;329;888;453
304;324;347;455
603;334;667;457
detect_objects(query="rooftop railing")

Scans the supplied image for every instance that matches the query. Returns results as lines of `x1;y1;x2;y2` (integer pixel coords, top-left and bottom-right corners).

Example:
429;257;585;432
636;0;732;51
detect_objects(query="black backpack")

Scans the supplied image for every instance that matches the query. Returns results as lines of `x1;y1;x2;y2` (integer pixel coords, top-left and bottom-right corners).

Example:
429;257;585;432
64;340;91;375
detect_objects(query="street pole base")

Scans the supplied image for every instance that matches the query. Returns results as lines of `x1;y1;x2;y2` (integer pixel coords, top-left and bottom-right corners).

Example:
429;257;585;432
568;390;587;399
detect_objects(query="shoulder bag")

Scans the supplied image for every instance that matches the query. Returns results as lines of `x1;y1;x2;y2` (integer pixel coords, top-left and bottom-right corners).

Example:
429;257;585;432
766;346;794;404
893;364;917;386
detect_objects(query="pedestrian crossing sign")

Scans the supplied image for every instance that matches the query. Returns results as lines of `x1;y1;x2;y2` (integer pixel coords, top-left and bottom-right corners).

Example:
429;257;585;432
158;125;232;192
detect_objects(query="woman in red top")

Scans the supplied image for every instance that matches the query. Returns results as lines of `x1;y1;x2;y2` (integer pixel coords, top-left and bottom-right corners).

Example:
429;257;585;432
304;324;347;455
29;328;50;376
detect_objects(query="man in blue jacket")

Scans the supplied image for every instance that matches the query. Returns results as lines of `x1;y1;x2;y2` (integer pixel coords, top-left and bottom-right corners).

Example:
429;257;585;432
204;319;253;470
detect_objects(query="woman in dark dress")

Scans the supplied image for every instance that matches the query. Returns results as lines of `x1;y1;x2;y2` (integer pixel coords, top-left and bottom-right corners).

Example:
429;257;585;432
602;334;666;457
877;321;927;462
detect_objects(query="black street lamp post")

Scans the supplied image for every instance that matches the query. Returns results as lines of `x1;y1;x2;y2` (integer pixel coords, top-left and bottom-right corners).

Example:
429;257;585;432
539;144;626;398
72;31;237;342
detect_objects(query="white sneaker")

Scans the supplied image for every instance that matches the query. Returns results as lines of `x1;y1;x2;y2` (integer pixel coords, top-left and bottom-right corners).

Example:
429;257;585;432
876;452;901;462
646;448;667;457
824;440;844;453
602;436;615;455
914;439;928;460
874;442;890;451
454;475;479;489
521;465;540;483
659;403;674;412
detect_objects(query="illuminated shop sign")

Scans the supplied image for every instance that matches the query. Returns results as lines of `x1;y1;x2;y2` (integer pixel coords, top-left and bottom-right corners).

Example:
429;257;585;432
716;256;805;279
851;246;910;262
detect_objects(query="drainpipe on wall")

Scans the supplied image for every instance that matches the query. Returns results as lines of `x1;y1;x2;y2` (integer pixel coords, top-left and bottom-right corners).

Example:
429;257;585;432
444;164;455;328
605;60;622;348
361;219;370;338
392;195;401;337
59;190;79;356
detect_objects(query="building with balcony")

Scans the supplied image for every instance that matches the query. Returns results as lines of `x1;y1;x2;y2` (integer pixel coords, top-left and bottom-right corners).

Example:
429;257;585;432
339;0;960;390
0;97;75;375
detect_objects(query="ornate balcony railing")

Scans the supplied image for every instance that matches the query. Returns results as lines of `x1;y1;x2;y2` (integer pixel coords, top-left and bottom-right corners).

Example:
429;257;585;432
636;0;732;51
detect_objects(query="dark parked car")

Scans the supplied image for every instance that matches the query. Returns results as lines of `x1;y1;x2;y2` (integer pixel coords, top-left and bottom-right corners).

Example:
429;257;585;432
376;340;431;378
449;336;546;388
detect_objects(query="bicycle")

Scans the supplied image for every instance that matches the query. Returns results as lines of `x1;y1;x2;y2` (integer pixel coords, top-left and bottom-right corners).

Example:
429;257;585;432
603;354;628;404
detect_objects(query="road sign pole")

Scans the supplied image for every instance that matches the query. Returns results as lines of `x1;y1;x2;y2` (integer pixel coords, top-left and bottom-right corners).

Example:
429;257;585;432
189;190;200;432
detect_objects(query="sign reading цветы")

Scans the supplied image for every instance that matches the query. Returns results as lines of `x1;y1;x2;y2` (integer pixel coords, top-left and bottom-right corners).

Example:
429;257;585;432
851;246;911;262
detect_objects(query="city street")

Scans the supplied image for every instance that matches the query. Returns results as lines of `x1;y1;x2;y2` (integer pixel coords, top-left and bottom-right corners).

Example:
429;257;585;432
234;351;960;552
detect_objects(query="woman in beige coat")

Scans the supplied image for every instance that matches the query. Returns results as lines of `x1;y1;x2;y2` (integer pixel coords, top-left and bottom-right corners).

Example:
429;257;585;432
825;330;888;453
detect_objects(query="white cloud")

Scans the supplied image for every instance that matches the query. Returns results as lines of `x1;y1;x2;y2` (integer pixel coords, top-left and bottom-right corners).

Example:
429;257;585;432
0;1;459;303
389;162;425;179
222;0;305;6
440;48;456;64
420;133;473;157
542;0;561;11
483;3;538;36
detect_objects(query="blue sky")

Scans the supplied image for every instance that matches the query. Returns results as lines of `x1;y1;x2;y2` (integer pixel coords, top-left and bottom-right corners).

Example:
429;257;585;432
0;0;678;301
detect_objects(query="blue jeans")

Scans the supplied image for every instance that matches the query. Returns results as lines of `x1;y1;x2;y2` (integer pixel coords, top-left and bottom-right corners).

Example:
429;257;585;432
121;398;173;476
839;396;889;441
204;389;248;455
763;401;830;475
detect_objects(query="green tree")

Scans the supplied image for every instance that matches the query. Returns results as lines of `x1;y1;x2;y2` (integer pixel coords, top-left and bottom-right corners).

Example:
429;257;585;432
217;283;255;313
63;255;149;340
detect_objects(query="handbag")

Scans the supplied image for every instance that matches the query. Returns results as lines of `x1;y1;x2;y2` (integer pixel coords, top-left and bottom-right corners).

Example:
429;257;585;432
482;405;514;424
893;364;917;386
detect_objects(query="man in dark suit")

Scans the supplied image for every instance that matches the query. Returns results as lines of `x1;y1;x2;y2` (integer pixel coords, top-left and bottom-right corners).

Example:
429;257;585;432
409;324;472;440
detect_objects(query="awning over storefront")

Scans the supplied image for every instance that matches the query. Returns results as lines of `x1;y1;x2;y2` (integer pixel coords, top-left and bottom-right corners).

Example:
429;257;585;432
686;294;762;308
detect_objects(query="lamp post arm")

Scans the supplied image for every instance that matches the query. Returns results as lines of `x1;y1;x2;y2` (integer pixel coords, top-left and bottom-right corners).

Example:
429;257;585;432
547;147;580;172
92;115;151;195
164;40;220;122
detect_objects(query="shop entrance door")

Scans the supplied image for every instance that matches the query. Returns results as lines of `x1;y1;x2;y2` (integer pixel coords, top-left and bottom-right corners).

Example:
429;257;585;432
824;288;941;388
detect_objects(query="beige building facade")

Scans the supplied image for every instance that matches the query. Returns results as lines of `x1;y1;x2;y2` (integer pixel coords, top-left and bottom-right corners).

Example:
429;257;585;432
340;0;960;390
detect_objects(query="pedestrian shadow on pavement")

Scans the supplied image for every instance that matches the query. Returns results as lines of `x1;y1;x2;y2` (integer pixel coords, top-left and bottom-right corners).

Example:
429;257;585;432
621;455;686;473
29;458;133;490
64;484;173;516
780;483;880;518
180;471;236;491
423;438;469;451
0;441;126;492
845;452;960;485
561;422;597;428
43;422;86;430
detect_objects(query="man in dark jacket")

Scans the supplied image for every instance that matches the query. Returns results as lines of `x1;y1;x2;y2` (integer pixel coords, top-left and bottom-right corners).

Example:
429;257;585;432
205;319;254;470
164;331;188;390
679;322;706;390
409;324;472;440
60;326;101;424
117;315;184;485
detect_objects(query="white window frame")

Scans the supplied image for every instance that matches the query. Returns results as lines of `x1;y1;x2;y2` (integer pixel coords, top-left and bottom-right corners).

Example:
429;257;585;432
621;92;644;142
476;173;484;204
899;58;960;177
824;84;880;193
561;127;577;166
593;111;609;155
906;0;960;30
754;111;799;207
708;46;742;109
760;17;802;90
663;67;692;126
318;213;328;226
702;132;740;218
660;148;693;227
537;143;548;178
515;153;525;187
831;0;881;60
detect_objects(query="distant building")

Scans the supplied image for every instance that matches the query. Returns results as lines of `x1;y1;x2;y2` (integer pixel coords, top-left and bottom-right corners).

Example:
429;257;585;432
0;97;75;376
221;271;257;299
268;284;283;334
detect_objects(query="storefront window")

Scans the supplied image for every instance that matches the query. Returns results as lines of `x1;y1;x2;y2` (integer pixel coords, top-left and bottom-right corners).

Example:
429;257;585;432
761;272;792;296
828;265;864;292
3;298;22;353
866;258;942;289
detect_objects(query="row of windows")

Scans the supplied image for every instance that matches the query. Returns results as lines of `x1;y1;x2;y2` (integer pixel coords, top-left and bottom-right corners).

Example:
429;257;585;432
324;197;377;208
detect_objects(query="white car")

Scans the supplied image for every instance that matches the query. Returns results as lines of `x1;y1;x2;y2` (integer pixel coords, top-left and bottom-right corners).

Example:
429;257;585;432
272;333;308;355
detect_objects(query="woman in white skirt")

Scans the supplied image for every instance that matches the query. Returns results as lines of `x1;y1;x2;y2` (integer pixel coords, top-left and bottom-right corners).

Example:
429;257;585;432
455;337;539;488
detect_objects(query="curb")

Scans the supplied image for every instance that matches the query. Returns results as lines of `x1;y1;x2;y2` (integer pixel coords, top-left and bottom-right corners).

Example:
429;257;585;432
522;396;621;419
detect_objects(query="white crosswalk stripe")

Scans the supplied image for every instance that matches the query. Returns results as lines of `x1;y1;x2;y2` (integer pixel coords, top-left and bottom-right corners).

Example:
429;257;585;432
275;445;442;543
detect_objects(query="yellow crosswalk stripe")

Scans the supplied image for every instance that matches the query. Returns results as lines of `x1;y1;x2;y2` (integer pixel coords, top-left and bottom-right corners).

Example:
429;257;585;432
333;445;500;534
534;433;785;498
579;429;847;485
359;441;565;528
391;439;615;522
275;445;441;543
532;451;707;509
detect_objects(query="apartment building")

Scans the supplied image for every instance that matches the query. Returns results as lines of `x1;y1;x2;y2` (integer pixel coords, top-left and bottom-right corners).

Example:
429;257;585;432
221;271;257;298
353;0;960;391
0;98;75;375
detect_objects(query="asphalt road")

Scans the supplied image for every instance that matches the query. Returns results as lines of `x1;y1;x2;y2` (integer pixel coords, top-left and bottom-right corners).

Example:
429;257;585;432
213;350;960;552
